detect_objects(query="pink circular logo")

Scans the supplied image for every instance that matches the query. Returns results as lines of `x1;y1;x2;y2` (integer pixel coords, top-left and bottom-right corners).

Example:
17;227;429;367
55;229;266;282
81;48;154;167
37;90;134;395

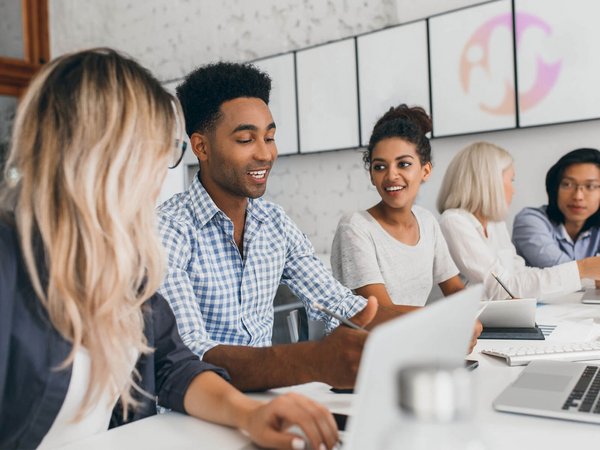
460;12;562;115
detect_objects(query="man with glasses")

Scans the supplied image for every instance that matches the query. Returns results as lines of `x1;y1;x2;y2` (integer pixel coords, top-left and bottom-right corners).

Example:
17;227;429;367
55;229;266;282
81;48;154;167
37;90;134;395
513;148;600;269
157;62;442;391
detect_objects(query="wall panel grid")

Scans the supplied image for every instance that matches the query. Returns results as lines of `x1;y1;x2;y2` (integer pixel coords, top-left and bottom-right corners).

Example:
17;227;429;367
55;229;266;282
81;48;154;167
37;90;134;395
165;0;600;155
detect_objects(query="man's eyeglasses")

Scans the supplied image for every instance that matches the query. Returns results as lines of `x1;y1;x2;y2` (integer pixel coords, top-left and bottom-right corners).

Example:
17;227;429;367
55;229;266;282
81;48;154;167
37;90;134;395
169;138;188;169
558;180;600;193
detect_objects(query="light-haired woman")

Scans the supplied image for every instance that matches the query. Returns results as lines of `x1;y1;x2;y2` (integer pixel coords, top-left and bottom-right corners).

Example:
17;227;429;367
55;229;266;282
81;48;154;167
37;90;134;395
0;49;337;450
437;141;600;300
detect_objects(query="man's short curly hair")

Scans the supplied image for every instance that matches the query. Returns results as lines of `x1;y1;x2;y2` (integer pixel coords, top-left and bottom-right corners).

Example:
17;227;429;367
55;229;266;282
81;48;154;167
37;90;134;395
176;62;271;136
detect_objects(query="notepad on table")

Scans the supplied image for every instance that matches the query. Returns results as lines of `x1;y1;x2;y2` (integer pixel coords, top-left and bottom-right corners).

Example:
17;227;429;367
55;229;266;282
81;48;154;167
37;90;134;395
478;298;543;340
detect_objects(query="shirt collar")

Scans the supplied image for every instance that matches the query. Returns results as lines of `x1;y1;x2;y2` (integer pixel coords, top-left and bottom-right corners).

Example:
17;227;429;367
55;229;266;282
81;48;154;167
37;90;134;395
189;173;271;228
557;223;591;244
246;196;270;223
455;209;486;232
188;174;221;228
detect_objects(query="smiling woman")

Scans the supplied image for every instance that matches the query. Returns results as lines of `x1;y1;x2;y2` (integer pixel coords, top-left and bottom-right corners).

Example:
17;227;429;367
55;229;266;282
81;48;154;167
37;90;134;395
330;104;463;307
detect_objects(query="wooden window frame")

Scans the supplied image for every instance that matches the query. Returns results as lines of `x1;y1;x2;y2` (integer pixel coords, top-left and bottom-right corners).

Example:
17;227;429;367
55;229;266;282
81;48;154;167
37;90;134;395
0;0;49;97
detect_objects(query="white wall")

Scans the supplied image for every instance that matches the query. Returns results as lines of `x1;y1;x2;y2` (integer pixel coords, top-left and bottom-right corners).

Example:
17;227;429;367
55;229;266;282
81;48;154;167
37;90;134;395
50;0;398;82
49;0;398;205
48;0;600;254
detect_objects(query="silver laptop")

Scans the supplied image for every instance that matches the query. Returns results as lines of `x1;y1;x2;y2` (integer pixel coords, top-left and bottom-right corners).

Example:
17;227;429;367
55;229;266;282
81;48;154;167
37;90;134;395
581;288;600;304
343;285;483;450
494;360;600;424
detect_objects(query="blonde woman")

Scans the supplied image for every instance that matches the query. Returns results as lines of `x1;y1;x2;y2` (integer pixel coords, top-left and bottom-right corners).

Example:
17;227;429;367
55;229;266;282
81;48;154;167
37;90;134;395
0;49;338;450
437;141;600;300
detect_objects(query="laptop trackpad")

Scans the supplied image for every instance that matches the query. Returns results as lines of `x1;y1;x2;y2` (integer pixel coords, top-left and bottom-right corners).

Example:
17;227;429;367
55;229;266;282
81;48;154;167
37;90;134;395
514;372;572;392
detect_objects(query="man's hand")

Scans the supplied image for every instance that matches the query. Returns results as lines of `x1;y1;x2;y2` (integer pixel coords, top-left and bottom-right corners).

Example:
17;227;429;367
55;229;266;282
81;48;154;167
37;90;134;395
468;319;483;354
314;296;378;388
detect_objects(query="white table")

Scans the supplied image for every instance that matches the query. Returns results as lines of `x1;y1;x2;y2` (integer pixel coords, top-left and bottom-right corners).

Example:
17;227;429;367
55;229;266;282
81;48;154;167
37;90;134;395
58;293;600;450
464;292;600;449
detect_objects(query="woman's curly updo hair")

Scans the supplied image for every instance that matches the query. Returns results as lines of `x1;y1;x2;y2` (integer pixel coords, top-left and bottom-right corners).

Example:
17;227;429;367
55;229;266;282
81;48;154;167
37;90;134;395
363;104;432;169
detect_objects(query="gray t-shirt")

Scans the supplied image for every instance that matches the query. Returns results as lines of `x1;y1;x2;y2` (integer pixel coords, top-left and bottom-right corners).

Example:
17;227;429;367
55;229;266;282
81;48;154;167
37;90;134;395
330;206;459;306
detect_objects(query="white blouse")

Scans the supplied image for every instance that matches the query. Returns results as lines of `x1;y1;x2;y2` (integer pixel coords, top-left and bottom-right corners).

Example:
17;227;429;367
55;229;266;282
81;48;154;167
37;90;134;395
331;206;458;306
38;347;132;449
439;209;581;300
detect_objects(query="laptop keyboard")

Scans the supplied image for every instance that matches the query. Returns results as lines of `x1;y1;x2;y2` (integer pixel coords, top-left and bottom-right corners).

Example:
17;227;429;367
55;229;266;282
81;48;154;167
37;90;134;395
562;366;600;413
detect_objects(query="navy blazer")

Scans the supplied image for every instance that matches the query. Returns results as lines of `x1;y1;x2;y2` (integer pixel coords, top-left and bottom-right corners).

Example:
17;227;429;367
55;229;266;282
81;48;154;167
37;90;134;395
0;220;230;449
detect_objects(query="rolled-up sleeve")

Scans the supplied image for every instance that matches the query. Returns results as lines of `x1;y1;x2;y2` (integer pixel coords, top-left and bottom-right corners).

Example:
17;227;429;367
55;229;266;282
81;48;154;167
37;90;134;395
150;294;230;413
158;214;220;358
280;214;367;333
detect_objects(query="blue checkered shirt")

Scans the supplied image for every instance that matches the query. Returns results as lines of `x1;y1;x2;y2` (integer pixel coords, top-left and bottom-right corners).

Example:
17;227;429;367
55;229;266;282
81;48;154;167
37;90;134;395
157;175;367;358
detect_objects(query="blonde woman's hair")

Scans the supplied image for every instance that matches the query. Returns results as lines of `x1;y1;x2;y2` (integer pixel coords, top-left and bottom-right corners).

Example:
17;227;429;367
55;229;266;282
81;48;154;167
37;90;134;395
1;48;180;418
437;141;514;221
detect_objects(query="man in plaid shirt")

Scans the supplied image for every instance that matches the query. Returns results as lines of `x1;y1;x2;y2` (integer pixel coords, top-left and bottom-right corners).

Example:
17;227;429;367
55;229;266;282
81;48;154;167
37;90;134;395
158;62;460;391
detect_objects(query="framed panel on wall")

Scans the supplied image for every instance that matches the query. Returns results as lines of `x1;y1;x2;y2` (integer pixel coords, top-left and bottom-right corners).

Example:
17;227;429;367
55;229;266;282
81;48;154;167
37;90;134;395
357;21;430;147
253;53;299;155
296;38;360;153
429;0;516;137
515;0;600;127
0;0;49;97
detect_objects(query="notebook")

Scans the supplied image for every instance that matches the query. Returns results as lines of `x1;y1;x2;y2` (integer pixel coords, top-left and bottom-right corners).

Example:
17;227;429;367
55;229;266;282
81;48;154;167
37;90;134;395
477;298;543;340
478;298;536;328
343;285;483;450
494;360;600;424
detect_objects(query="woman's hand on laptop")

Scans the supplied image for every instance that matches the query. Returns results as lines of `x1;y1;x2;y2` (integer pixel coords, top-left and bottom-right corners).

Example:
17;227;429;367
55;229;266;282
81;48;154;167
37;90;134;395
469;320;483;354
242;393;339;450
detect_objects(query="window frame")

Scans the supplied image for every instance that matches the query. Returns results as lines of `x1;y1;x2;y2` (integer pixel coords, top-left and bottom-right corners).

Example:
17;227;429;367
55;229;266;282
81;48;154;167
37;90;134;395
0;0;49;97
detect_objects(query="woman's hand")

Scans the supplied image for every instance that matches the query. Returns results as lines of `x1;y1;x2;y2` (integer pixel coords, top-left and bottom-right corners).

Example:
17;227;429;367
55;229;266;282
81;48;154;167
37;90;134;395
468;319;483;354
183;372;338;449
242;393;339;450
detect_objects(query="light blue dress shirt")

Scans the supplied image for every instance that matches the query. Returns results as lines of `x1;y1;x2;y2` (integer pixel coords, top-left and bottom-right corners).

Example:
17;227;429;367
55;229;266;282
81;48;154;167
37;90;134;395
512;206;600;268
157;175;367;358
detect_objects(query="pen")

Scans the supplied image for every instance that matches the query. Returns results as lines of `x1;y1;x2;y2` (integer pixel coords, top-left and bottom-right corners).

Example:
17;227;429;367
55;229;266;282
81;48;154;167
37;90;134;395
311;301;367;331
490;272;516;299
